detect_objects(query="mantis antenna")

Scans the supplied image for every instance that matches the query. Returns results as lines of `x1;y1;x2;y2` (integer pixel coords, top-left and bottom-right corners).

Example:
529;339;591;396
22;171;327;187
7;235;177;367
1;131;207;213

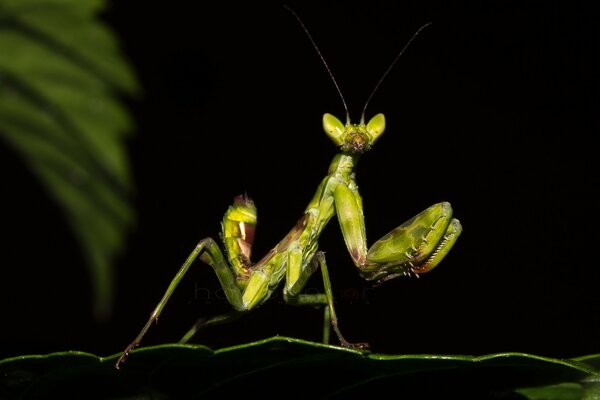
284;5;351;125
360;21;432;125
285;6;431;126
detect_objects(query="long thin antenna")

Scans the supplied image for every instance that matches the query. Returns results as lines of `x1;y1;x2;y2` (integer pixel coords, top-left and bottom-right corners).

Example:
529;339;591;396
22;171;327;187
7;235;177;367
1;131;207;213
284;6;351;125
360;22;432;125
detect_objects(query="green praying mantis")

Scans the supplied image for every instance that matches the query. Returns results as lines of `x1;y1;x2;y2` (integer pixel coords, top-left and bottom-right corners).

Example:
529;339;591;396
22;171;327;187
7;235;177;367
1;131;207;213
115;11;462;369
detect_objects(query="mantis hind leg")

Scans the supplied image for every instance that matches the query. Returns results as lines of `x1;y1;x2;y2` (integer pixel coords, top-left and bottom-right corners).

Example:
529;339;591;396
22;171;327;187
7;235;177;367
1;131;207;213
115;237;245;369
116;195;270;368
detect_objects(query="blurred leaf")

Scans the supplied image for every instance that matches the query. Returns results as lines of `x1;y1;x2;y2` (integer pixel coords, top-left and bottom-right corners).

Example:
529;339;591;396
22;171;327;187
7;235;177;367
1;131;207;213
514;356;600;399
516;383;584;400
0;0;138;318
516;376;600;400
0;337;598;398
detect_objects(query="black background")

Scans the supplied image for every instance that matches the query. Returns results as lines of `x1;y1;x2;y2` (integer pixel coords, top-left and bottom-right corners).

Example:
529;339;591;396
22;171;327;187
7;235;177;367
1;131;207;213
1;1;599;361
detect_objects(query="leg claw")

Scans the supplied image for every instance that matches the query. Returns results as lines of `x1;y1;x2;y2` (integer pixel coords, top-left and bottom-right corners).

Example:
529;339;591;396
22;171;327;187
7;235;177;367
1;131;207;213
340;340;370;350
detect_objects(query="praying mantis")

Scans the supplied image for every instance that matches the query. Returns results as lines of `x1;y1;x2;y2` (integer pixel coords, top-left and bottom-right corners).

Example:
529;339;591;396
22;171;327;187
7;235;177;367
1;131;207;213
115;10;462;369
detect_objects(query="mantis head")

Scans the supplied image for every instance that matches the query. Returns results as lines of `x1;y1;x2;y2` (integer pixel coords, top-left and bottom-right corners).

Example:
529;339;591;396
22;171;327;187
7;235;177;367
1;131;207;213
323;113;386;154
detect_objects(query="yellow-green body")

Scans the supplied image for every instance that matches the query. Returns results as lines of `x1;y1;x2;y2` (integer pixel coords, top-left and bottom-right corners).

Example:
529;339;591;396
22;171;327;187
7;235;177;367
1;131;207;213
219;114;461;310
116;113;462;368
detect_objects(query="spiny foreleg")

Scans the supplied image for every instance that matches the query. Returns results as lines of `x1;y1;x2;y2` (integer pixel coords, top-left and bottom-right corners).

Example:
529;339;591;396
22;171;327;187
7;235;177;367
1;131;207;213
333;178;462;284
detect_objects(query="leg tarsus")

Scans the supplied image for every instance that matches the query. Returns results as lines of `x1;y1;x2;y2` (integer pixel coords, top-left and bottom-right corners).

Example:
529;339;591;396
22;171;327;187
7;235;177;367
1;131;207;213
115;309;163;369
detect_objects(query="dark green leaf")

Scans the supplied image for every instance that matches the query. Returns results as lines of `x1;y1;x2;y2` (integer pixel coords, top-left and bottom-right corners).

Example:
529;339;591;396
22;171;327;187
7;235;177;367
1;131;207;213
1;337;598;399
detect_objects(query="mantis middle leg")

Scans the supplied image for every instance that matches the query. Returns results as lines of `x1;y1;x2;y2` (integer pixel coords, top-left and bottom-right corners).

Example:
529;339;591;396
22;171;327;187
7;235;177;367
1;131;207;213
284;248;368;348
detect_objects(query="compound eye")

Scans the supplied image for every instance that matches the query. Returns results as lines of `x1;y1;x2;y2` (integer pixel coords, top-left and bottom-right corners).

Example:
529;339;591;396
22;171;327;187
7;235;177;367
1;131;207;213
323;113;345;145
366;113;385;143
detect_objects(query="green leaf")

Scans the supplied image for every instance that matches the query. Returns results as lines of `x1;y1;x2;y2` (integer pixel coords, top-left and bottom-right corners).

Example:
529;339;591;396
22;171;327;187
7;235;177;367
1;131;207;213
0;0;138;318
0;337;598;398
